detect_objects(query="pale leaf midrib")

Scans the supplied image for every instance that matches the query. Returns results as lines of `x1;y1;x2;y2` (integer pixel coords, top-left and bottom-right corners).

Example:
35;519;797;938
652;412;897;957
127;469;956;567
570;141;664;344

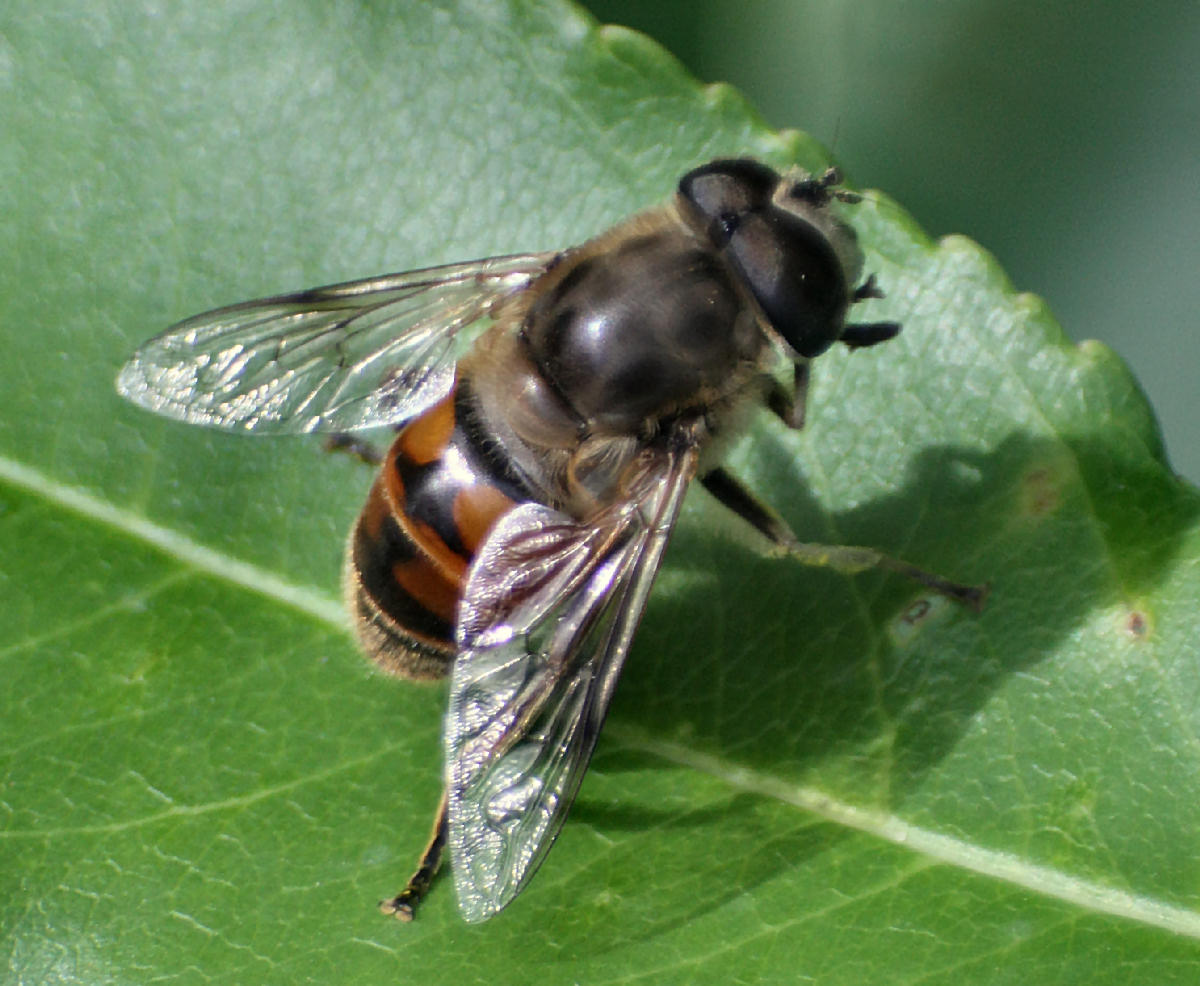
0;456;346;627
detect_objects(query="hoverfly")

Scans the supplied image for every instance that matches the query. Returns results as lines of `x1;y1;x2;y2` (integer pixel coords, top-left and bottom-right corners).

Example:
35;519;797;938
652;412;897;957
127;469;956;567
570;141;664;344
117;159;985;923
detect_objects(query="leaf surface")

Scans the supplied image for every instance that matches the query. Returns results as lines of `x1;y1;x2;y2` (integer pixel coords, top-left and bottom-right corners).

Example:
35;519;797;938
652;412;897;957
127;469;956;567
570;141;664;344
3;1;1199;983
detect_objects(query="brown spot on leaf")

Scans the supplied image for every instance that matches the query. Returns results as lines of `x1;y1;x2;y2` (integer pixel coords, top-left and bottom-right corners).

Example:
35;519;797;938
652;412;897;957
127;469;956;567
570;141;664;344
889;595;954;646
1021;466;1060;517
1125;610;1150;640
902;599;932;626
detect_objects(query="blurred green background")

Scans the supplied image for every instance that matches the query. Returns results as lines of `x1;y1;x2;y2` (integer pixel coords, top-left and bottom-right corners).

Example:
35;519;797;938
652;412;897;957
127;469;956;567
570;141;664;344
584;0;1200;483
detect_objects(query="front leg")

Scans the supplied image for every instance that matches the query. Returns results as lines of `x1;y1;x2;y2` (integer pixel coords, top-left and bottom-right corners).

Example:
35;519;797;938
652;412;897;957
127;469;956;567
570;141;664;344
699;467;988;611
765;363;811;431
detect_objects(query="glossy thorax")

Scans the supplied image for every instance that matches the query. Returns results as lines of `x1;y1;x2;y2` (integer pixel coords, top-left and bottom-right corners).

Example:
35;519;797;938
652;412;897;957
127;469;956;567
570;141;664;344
347;160;874;675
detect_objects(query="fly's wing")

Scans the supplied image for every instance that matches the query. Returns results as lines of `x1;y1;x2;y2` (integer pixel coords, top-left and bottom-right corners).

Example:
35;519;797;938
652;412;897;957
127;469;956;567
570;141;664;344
116;253;555;433
444;443;699;922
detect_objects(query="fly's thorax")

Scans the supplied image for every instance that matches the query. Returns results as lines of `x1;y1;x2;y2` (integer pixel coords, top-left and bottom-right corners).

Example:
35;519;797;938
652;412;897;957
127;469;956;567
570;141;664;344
462;205;785;519
517;209;767;434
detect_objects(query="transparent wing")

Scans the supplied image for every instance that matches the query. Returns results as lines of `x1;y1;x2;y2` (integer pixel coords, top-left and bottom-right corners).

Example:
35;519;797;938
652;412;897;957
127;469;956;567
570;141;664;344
444;444;700;922
115;253;555;433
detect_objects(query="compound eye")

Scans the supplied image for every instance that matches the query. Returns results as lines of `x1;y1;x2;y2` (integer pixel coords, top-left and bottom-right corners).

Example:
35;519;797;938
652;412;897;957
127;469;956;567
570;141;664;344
727;209;849;358
678;159;780;227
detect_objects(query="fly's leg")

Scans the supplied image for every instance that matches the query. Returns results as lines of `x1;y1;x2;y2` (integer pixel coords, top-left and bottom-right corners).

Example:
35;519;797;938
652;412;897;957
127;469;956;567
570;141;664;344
380;791;448;922
765;301;900;434
699;467;988;611
324;433;384;466
765;363;811;431
700;467;797;546
775;540;988;611
336;426;447;921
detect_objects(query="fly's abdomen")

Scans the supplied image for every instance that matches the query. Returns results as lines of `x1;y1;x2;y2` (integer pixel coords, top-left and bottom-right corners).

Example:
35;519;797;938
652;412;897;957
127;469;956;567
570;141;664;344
344;385;526;679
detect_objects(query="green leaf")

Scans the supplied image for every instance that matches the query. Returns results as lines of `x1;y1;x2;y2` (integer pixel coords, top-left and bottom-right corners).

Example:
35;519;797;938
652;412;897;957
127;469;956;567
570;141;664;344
3;1;1199;983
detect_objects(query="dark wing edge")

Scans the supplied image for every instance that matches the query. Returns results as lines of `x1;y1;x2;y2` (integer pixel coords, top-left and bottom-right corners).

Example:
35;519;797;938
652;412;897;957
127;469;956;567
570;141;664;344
443;442;700;923
115;253;555;434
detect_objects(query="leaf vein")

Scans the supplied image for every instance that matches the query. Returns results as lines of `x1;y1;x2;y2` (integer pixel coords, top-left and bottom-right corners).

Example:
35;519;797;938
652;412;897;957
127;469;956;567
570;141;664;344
609;724;1200;939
